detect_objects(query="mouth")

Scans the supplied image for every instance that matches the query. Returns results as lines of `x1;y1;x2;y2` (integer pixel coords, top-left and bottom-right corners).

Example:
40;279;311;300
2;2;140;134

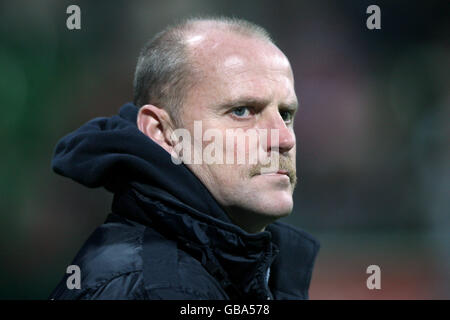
248;163;296;187
276;170;289;176
256;170;291;182
260;170;288;176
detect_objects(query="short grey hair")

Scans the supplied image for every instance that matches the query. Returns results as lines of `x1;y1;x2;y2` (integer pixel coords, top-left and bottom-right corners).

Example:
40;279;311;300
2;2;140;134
133;16;273;127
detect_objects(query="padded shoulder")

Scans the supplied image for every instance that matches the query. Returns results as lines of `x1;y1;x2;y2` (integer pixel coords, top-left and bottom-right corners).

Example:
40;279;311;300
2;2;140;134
49;215;146;299
50;218;228;300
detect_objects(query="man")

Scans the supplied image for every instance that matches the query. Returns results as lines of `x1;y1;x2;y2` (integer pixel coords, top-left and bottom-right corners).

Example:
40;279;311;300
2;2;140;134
50;17;319;300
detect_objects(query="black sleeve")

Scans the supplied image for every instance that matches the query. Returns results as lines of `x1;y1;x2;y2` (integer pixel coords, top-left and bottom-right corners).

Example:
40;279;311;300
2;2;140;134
50;271;146;300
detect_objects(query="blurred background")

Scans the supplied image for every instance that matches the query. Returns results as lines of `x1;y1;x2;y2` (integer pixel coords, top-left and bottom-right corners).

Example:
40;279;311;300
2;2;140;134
0;0;449;299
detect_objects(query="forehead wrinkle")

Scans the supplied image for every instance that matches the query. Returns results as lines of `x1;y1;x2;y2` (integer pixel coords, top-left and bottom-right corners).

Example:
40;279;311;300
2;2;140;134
200;69;296;111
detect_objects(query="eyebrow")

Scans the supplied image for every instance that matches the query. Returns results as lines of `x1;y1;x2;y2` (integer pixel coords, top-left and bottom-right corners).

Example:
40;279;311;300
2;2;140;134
216;96;299;112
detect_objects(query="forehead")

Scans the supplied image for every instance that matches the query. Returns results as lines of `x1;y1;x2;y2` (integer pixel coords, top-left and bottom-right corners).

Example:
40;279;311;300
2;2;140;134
184;30;296;105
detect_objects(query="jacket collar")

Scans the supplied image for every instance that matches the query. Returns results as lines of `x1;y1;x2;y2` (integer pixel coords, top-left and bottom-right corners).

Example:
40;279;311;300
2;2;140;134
112;182;319;299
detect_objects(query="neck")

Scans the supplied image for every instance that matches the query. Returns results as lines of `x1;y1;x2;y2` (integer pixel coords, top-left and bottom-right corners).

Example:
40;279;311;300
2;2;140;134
225;207;277;234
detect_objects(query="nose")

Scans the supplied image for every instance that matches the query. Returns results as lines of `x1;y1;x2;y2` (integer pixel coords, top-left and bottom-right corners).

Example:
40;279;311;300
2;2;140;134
262;109;296;154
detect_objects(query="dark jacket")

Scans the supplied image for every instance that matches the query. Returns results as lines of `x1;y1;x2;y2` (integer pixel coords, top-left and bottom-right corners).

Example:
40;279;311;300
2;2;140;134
49;103;320;300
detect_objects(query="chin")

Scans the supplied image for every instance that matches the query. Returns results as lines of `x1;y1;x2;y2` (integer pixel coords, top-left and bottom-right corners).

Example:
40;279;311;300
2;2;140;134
260;203;293;218
252;192;294;218
224;191;293;233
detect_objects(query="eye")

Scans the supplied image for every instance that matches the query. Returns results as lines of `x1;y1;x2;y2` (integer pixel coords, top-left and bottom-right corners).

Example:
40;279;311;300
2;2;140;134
280;110;294;123
231;106;251;118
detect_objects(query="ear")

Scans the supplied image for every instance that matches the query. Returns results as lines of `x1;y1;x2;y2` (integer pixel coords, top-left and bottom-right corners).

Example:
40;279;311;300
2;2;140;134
137;104;176;154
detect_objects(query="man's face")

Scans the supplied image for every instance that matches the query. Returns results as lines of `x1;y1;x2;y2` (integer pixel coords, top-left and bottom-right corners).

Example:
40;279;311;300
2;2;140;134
179;31;298;232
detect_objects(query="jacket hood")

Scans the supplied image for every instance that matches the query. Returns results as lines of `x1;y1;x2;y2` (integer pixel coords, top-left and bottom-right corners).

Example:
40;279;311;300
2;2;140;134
52;102;232;224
